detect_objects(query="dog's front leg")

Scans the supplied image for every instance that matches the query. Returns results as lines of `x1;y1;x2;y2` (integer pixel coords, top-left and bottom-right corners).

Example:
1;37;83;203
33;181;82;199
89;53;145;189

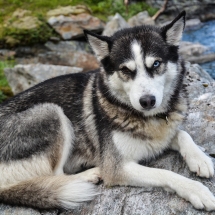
119;162;215;211
170;130;214;178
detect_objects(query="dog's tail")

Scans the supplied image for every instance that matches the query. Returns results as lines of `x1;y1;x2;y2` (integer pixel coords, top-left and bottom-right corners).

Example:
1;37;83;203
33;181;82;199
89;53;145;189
0;175;98;209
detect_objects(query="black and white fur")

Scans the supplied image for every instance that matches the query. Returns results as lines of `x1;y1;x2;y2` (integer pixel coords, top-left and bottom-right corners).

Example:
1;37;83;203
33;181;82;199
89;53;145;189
0;11;215;211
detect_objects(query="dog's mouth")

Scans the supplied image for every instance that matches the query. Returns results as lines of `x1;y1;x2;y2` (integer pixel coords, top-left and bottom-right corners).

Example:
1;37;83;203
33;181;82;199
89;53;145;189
141;106;156;111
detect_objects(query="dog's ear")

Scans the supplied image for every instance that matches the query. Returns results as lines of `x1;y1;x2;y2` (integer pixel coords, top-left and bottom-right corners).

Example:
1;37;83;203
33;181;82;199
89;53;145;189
84;30;111;61
161;11;186;46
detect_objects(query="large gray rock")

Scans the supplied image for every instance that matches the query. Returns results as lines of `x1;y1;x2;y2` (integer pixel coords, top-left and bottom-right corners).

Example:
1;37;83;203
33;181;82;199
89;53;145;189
13;42;99;72
180;42;215;64
4;64;83;94
180;41;208;58
1;63;215;214
185;18;202;30
102;13;129;36
186;53;215;64
48;13;105;40
45;41;93;54
46;5;91;18
185;62;214;85
38;51;99;72
128;11;155;27
146;0;215;20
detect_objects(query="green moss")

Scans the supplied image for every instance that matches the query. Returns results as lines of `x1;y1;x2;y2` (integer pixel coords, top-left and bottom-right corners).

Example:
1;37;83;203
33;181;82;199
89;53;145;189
83;0;158;21
2;14;58;46
0;0;157;23
0;0;158;46
0;60;14;102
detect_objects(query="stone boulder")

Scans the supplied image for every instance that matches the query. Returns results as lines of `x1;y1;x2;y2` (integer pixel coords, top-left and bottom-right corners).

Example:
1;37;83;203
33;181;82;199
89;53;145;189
102;12;154;37
185;18;202;30
179;42;215;64
102;13;129;36
68;63;215;214
1;63;215;214
145;1;215;25
41;41;98;71
48;13;105;40
1;9;53;47
128;11;155;27
12;41;99;72
46;5;91;18
38;50;99;72
4;64;83;94
179;41;208;58
45;41;93;54
145;0;215;20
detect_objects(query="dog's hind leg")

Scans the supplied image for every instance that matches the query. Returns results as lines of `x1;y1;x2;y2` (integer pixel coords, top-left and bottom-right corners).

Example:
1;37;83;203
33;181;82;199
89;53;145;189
170;129;214;178
0;103;99;209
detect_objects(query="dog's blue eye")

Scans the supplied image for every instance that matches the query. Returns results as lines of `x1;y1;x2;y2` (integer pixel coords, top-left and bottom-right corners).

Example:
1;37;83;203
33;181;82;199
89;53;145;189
153;61;160;68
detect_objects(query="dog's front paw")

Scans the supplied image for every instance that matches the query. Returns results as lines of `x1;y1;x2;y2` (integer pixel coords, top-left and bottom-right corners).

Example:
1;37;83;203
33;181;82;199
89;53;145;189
181;181;215;211
182;147;214;178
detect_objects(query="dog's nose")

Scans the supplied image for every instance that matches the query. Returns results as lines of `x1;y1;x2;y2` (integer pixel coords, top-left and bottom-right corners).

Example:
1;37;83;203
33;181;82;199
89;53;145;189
139;95;156;109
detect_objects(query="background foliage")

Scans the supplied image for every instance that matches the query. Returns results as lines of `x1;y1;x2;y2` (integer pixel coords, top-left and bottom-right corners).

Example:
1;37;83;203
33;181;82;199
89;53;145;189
0;61;14;102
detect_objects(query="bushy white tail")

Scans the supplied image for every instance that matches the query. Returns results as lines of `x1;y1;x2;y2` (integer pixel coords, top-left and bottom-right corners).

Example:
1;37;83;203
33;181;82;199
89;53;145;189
0;175;98;209
58;180;98;209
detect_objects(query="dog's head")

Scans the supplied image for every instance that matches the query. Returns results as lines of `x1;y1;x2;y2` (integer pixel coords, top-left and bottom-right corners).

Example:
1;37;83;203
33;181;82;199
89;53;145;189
84;11;186;116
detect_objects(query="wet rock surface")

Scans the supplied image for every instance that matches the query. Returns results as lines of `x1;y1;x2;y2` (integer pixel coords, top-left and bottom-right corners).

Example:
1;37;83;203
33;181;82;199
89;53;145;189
1;63;215;215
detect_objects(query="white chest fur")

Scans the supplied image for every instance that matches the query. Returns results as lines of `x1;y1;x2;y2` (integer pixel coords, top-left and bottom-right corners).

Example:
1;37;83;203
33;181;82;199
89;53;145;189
112;131;170;162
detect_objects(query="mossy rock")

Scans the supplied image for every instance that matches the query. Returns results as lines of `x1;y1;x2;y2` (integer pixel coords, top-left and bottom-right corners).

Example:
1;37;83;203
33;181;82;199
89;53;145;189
46;5;92;18
1;9;56;47
0;86;13;97
0;87;13;102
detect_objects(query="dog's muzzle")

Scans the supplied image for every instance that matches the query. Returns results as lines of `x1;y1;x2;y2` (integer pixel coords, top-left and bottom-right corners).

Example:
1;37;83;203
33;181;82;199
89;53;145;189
139;95;156;110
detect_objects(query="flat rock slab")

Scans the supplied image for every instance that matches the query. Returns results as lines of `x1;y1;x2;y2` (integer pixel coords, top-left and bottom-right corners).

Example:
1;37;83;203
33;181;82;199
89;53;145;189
46;5;91;17
38;51;99;72
45;41;92;54
4;64;83;94
48;13;105;40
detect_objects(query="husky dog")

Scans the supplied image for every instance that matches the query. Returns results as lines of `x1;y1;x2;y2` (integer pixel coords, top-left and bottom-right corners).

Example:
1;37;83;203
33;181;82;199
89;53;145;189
0;11;215;211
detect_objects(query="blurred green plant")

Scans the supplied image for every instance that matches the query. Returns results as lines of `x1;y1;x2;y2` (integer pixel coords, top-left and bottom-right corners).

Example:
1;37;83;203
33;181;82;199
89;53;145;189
2;16;57;46
0;60;14;102
0;0;157;45
0;0;157;23
87;0;157;21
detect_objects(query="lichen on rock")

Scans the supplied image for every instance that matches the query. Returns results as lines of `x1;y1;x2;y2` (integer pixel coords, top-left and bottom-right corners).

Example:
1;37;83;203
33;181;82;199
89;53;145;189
1;9;55;47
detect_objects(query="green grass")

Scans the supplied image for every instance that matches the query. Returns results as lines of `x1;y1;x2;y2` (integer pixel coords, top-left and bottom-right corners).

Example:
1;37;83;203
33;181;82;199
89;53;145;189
0;0;157;46
0;60;14;102
0;0;157;23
